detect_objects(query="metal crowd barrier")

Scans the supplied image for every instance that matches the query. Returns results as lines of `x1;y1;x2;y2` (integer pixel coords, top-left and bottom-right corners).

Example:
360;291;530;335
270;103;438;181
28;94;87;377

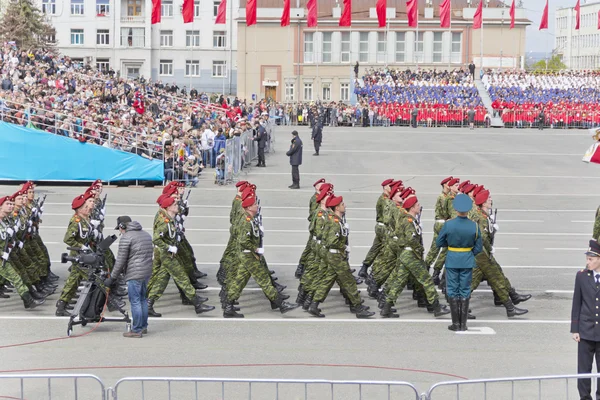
109;377;421;400
0;374;107;400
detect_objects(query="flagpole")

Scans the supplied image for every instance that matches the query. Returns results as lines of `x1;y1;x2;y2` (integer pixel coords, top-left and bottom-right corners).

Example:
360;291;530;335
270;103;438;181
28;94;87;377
316;24;320;101
448;3;451;68
415;17;419;65
479;7;483;74
386;14;389;67
190;20;193;90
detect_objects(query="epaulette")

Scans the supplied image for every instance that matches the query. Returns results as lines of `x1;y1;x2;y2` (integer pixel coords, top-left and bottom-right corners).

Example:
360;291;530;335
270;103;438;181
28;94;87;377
164;218;170;223
75;217;81;223
408;218;413;223
317;211;323;217
333;216;339;223
246;216;251;221
328;214;333;220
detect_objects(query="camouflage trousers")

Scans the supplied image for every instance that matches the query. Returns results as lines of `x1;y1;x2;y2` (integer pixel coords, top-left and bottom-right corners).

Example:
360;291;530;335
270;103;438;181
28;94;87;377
10;248;38;287
24;238;48;279
59;263;89;302
227;253;277;302
472;252;510;303
371;241;397;288
33;234;51;269
424;222;445;270
0;260;29;297
219;234;238;286
313;251;360;306
384;251;439;306
297;233;314;270
300;240;322;294
147;249;196;301
362;224;386;267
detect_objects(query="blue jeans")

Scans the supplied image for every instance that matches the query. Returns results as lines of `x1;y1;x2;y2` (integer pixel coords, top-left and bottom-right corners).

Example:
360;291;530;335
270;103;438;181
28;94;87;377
445;268;473;299
127;279;149;333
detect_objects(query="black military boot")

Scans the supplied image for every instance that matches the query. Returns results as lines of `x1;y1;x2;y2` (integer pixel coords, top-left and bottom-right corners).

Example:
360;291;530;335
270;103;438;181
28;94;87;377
296;285;306;305
223;301;244;318
273;281;286;293
216;263;225;285
302;294;313;311
193;295;215;314
181;292;193;305
308;301;325;318
192;281;208;290
0;288;9;299
294;264;305;279
432;299;450;317
358;263;369;278
23;292;44;310
380;302;399;318
48;270;60;282
459;297;470;331
147;299;162;317
367;282;379;299
509;288;532;305
416;293;428;308
354;275;363;285
29;288;47;300
504;299;528;317
55;299;69;316
447;298;460;331
277;297;300;314
493;291;503;306
350;303;370;313
355;304;375;319
41;277;58;289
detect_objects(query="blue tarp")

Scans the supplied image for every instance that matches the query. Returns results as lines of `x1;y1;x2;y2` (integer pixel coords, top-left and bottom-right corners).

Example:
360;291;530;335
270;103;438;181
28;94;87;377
0;122;164;181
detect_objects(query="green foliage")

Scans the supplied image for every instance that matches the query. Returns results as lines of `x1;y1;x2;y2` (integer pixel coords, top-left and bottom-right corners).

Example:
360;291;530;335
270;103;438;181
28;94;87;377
531;55;568;71
0;0;56;49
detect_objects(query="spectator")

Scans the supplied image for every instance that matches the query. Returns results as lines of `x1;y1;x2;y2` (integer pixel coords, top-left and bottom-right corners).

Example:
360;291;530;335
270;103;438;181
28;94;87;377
183;155;201;187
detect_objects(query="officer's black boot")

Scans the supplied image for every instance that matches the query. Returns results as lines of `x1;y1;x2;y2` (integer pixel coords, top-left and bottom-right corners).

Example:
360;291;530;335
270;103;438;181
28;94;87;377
459;297;470;331
308;301;325;317
55;299;69;315
380;302;399;318
355;304;375;319
504;299;528;317
509;287;532;305
302;294;313;311
493;290;503;306
432;299;450;317
358;263;369;278
447;298;460;331
294;264;304;279
23;292;44;310
147;299;162;317
223;301;244;318
193;295;215;314
296;285;306;305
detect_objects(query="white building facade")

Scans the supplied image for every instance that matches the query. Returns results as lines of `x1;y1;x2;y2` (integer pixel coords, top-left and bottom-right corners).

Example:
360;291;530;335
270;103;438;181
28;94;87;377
37;0;238;93
555;2;600;69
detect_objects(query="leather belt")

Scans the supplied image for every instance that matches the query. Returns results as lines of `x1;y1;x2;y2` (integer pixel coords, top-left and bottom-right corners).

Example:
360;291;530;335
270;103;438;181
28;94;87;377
448;247;473;252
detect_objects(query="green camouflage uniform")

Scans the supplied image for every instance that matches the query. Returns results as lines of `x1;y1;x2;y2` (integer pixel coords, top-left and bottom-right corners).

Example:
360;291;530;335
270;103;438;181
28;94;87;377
594;206;600;240
0;221;29;297
25;201;52;274
424;192;449;268
11;210;42;285
298;193;319;269
58;215;94;303
362;193;391;267
300;207;327;295
227;212;278;302
433;194;457;272
219;196;243;284
312;213;361;306
371;203;406;288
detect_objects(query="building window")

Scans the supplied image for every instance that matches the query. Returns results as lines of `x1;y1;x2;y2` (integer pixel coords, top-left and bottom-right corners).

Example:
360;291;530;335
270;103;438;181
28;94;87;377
213;31;226;48
96;59;110;72
194;0;200;17
162;0;173;17
70;29;84;45
160;30;173;47
185;60;200;76
42;0;56;15
377;32;386;63
212;60;227;77
96;0;109;16
451;32;461;63
395;32;405;62
96;29;110;45
303;83;313;101
322;83;331;101
433;32;443;63
304;32;314;63
186;30;200;47
45;33;56;43
285;83;295;101
160;60;173;76
341;32;350;63
127;0;142;16
120;27;145;47
359;32;369;62
71;0;84;15
415;31;424;63
340;83;349;102
322;32;332;63
213;0;219;17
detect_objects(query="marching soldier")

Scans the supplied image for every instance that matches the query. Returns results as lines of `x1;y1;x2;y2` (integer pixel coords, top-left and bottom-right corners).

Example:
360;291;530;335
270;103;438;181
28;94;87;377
593;206;600;241
296;178;327;279
309;195;374;319
359;178;395;279
0;195;44;309
431;177;460;286
425;177;454;274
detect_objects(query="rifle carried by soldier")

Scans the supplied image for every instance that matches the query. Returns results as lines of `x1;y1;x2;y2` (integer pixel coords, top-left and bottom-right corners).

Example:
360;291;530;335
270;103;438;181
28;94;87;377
30;194;47;236
488;208;498;253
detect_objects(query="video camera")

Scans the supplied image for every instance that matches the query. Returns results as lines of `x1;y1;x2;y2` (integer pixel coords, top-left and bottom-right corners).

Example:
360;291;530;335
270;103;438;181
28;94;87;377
60;235;117;272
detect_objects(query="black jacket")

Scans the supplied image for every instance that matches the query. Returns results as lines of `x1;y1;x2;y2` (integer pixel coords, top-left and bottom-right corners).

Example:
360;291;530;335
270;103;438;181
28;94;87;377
111;222;154;282
286;136;303;166
256;125;267;149
571;269;600;341
311;124;322;142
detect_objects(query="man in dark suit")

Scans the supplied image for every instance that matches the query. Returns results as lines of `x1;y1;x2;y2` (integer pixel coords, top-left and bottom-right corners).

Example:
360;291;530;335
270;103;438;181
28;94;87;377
254;119;267;167
571;239;600;400
311;121;322;156
468;61;476;80
285;130;302;189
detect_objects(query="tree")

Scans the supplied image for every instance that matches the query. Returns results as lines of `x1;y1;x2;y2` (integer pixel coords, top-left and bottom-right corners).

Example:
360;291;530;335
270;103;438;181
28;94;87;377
531;55;567;71
0;0;56;50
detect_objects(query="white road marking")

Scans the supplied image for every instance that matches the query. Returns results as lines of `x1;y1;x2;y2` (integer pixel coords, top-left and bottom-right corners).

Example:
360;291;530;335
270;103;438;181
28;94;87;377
545;248;585;251
455;327;497;335
545;290;574;294
247;172;600;179
325;150;580;156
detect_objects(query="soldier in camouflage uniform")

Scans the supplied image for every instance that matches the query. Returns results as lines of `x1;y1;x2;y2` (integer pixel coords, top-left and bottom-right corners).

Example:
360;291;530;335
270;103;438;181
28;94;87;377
295;178;326;279
432;178;461;288
594;206;600;241
359;178;395;279
425;177;454;275
86;182;115;272
381;196;450;318
308;195;374;318
223;190;298;318
147;195;215;316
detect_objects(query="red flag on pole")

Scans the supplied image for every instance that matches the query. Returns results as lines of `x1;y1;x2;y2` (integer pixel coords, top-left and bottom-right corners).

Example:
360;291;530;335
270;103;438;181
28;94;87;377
151;0;161;24
406;0;417;28
539;0;548;30
281;0;290;26
575;0;581;29
307;0;317;27
339;0;351;27
215;0;226;24
509;0;515;29
439;0;450;28
246;0;257;26
182;0;193;23
376;0;386;28
473;0;483;29
598;10;600;29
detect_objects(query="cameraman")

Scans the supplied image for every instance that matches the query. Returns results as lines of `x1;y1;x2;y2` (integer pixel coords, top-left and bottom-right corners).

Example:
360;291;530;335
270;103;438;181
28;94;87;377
105;216;153;338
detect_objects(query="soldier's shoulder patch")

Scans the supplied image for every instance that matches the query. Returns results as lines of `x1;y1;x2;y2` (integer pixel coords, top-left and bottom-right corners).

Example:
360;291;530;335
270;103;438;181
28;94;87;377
164;218;170;223
317;211;323;217
333;216;339;223
328;215;333;220
75;217;80;223
407;218;413;223
246;216;251;222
